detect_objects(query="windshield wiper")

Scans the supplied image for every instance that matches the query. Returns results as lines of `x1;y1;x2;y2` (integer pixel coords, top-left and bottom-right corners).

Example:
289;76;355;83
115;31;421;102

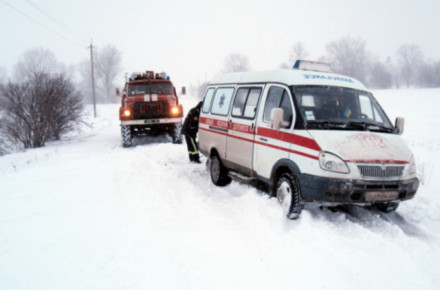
307;120;348;130
346;121;394;133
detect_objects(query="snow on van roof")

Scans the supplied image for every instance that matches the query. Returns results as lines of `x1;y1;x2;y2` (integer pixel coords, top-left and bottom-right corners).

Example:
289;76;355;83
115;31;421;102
209;69;368;91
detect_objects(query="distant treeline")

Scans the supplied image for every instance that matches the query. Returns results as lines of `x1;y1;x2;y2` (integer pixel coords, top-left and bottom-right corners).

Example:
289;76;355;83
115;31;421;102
281;37;440;89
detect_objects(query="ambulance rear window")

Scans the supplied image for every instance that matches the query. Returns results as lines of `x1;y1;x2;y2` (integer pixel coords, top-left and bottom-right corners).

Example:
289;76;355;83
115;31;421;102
211;87;235;116
202;88;215;113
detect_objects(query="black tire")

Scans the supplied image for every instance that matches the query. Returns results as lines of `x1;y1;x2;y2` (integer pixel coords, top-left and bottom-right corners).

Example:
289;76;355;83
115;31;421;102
373;201;399;213
273;172;302;219
121;125;132;148
210;155;231;186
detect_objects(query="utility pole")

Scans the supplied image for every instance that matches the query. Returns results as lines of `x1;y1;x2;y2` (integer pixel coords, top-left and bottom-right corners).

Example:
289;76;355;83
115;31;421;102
88;39;97;118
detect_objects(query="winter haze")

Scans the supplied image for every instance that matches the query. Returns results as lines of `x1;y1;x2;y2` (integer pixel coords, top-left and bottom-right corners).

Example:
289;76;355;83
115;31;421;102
1;0;440;87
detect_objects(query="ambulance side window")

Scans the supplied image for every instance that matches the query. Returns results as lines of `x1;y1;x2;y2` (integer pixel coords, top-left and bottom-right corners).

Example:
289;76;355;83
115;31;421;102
232;87;261;119
202;88;215;113
232;88;248;117
211;87;235;116
263;87;293;127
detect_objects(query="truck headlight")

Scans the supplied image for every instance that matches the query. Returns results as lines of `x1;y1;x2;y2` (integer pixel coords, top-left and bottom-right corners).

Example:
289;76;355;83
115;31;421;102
319;152;350;174
171;106;180;115
123;109;131;117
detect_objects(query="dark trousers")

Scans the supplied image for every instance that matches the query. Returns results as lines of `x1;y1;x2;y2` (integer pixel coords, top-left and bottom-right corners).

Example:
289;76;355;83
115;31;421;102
185;135;200;162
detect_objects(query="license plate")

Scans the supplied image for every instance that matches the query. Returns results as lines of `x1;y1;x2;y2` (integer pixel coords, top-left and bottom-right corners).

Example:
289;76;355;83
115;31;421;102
365;191;399;201
144;119;160;124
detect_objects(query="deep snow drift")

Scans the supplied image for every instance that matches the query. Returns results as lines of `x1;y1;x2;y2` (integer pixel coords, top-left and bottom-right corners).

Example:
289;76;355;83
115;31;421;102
1;88;440;289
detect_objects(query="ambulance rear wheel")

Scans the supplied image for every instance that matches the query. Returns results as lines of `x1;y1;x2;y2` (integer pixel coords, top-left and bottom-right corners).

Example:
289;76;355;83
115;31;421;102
274;172;302;219
210;155;231;186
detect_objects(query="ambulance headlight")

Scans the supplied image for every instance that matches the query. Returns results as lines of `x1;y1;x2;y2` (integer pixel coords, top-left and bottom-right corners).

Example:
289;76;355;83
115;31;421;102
408;154;417;175
319;152;350;174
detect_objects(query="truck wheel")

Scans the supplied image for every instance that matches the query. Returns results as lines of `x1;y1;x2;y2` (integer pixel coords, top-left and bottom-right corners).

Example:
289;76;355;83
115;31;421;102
210;155;231;186
274;172;302;219
121;125;132;147
373;202;399;213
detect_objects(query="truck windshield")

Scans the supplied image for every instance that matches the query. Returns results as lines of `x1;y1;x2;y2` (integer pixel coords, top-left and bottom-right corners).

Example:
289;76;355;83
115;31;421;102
292;86;394;133
128;82;173;95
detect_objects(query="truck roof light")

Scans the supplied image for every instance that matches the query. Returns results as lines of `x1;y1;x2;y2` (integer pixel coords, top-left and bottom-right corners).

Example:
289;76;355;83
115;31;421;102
293;60;332;73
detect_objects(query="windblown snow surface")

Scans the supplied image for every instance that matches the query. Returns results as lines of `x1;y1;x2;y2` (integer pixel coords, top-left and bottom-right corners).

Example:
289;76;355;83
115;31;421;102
1;88;440;289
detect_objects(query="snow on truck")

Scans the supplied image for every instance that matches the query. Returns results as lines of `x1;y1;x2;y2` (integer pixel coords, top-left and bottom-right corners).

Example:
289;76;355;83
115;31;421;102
118;71;183;147
199;60;419;219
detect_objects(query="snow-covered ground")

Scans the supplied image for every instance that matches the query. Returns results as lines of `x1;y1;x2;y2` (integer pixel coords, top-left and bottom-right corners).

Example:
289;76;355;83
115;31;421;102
1;89;439;289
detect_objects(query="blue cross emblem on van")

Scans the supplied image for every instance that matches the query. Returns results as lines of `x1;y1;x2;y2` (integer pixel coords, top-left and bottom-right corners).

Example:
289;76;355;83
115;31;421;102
219;94;225;107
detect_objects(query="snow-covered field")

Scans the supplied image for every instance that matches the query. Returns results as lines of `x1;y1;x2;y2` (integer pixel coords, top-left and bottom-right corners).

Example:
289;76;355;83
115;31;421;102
1;88;440;289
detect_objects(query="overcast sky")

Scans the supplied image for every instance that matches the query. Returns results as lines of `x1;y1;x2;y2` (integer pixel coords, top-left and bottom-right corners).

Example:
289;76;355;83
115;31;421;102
1;0;440;88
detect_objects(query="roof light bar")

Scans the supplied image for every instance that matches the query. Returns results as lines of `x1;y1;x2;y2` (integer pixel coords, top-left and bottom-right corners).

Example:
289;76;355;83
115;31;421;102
293;60;332;73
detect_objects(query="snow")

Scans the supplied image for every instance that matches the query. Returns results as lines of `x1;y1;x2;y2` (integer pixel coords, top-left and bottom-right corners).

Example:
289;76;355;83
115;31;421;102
1;88;440;289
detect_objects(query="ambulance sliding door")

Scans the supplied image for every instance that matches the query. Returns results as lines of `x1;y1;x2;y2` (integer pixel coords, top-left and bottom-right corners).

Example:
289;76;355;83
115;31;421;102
225;86;263;173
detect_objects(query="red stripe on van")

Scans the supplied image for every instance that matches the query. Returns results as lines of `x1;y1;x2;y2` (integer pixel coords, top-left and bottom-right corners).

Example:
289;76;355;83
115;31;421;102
200;127;319;160
253;140;319;160
256;127;321;151
199;127;228;137
199;117;228;129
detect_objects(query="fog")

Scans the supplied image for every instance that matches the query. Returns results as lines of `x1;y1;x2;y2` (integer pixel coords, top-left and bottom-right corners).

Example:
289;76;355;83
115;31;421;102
1;0;440;87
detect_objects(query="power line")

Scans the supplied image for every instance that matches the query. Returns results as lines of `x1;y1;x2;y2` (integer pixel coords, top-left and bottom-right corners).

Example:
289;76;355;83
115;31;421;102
24;0;89;43
0;0;85;47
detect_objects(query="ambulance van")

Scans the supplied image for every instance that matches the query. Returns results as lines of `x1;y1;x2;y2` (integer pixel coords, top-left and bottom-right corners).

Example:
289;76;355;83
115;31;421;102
198;61;419;219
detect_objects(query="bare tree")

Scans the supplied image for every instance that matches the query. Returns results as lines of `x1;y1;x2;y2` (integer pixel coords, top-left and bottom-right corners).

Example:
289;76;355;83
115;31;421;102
95;44;122;103
280;42;309;68
397;44;423;87
290;42;309;63
78;44;122;103
77;58;102;104
325;37;370;83
0;67;7;83
13;48;62;80
0;72;83;149
417;61;440;88
222;53;251;73
368;58;394;89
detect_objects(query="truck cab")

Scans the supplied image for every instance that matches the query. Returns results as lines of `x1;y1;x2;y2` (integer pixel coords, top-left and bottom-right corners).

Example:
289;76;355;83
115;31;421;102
198;61;419;219
119;71;183;147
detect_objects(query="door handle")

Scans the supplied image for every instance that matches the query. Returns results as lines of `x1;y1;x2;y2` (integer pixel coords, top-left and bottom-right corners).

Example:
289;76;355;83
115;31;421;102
259;137;268;142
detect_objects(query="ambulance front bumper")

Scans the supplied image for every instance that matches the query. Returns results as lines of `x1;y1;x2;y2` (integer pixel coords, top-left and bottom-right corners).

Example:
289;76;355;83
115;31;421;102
299;174;419;204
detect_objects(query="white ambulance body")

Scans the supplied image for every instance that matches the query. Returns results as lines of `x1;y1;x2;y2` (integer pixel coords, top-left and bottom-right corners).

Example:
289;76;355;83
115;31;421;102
198;64;419;219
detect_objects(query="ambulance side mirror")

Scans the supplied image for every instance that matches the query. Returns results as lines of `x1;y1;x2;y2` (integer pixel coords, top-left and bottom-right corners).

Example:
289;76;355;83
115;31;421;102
395;117;404;135
271;108;289;130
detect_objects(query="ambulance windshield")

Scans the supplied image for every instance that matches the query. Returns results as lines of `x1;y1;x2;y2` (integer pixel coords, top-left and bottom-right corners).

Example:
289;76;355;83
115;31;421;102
293;86;394;132
128;82;173;95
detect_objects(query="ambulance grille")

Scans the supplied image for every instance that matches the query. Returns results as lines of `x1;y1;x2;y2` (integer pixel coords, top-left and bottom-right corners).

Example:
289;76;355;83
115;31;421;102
357;165;404;178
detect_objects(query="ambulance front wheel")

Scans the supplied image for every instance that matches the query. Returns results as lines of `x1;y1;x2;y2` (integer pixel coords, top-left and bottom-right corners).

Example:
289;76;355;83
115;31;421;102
210;155;231;186
274;172;302;219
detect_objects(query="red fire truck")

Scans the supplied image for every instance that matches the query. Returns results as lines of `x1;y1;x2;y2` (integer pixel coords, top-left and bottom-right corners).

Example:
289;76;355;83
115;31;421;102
118;70;183;147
